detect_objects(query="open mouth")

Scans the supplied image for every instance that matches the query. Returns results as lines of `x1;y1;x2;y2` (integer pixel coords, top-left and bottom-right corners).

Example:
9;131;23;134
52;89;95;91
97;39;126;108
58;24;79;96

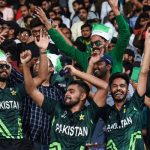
115;92;123;96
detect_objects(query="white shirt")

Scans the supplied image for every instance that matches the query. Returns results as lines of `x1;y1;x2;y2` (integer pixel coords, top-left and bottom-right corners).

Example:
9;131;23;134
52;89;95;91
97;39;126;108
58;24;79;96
2;7;14;21
71;20;84;41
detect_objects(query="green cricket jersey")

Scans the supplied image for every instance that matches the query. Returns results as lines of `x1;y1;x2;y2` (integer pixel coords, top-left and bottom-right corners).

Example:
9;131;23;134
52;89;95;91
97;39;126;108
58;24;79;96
100;91;145;150
42;97;101;150
0;84;26;139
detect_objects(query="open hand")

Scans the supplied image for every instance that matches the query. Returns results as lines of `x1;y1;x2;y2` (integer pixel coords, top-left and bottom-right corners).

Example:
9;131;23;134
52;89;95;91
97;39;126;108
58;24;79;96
34;29;49;51
35;7;49;25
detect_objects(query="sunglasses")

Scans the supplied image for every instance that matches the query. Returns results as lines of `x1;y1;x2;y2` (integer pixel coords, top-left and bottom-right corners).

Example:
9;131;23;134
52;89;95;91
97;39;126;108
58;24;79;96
91;40;103;48
0;64;11;70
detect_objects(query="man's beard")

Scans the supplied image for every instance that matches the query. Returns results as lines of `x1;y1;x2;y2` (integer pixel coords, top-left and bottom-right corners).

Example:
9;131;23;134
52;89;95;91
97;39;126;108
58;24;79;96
0;76;7;82
63;97;79;108
93;69;107;79
111;90;127;103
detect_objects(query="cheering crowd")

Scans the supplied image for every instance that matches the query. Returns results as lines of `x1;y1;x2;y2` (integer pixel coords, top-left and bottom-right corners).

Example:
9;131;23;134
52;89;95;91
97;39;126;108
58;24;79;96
0;0;149;150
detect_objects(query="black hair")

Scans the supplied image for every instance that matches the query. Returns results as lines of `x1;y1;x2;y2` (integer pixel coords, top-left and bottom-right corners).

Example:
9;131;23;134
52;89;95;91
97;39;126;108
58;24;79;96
68;80;90;98
30;17;44;29
41;0;50;3
0;39;18;61
81;23;92;30
53;17;63;24
73;0;83;5
134;12;149;29
124;49;135;58
47;8;57;14
24;15;33;23
79;7;88;13
19;4;29;9
109;72;130;87
19;28;31;36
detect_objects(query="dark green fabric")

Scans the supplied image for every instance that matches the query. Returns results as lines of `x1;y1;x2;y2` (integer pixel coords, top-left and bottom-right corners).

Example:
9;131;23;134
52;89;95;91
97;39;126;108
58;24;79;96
101;92;145;150
42;97;101;150
0;84;26;139
48;15;130;73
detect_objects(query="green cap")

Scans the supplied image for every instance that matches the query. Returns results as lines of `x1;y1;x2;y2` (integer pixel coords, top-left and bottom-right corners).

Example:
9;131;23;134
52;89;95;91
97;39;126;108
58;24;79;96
92;24;113;41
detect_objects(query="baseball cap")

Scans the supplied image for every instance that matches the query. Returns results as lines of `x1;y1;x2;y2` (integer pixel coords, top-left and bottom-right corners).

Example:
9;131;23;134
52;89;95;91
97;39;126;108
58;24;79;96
92;24;113;41
100;54;113;65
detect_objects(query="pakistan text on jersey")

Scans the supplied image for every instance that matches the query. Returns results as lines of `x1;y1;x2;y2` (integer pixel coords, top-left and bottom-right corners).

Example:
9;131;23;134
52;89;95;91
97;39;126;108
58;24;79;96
55;123;88;137
0;101;20;109
107;117;133;132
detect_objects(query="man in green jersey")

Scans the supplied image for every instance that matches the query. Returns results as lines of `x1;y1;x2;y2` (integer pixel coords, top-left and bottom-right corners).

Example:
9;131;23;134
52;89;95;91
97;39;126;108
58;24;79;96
34;0;130;73
23;56;108;149
0;30;49;150
98;27;150;150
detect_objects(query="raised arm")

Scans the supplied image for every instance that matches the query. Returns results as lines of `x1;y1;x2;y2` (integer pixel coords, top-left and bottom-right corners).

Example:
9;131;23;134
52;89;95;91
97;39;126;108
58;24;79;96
65;65;108;107
108;0;130;73
33;29;49;86
34;7;89;71
21;30;49;107
137;27;150;97
21;50;45;107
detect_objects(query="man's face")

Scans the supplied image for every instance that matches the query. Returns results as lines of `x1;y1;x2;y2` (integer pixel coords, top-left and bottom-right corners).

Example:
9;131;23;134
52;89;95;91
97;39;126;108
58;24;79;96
19;31;30;43
93;61;108;78
49;11;56;20
61;28;71;39
31;25;46;41
91;35;107;53
20;6;29;18
108;11;115;21
0;24;9;38
64;84;83;107
42;1;50;11
33;58;52;76
0;61;11;82
0;0;6;7
79;9;88;21
73;3;80;12
110;78;128;103
84;0;90;8
81;26;91;39
52;6;61;16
